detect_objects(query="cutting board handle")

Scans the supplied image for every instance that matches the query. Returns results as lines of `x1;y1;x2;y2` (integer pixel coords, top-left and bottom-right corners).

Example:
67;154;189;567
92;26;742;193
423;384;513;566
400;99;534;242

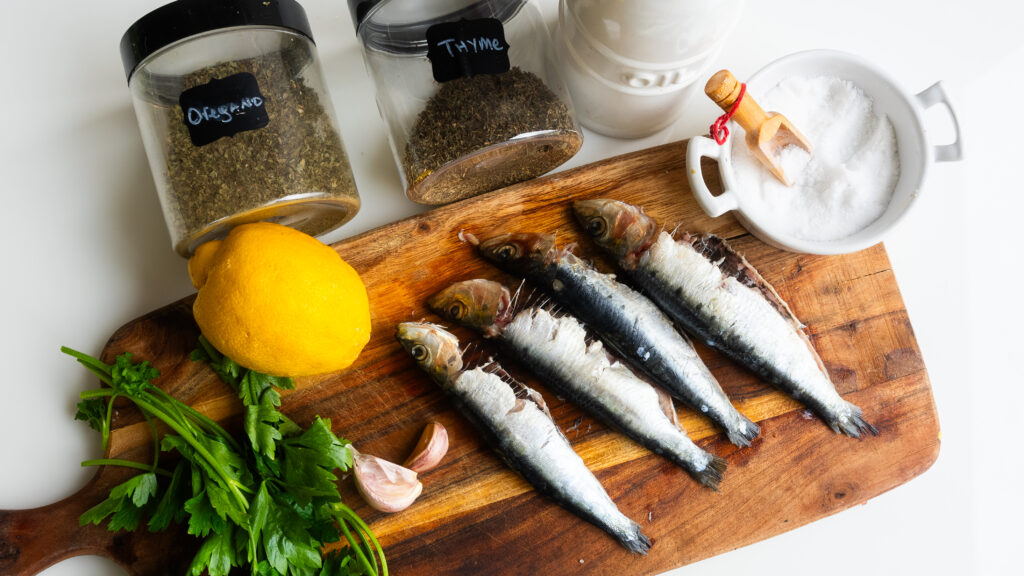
0;481;117;575
0;470;194;576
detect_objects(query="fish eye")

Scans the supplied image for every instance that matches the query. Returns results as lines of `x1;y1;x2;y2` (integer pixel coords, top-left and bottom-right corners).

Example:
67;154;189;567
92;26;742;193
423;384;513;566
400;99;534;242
494;243;520;261
448;300;466;320
410;344;428;361
586;217;607;237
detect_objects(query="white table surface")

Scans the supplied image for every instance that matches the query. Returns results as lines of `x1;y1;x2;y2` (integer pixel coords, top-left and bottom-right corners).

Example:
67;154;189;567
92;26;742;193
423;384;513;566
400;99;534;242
1;1;1020;575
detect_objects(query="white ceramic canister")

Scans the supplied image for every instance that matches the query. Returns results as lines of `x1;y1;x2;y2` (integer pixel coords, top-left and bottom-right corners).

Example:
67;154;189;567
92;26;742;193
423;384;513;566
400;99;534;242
554;0;743;138
686;50;964;255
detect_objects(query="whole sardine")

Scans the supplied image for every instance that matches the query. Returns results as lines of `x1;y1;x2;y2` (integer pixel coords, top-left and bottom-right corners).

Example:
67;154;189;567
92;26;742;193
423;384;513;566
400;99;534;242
473;232;759;447
428;280;727;489
395;322;651;554
573;199;876;438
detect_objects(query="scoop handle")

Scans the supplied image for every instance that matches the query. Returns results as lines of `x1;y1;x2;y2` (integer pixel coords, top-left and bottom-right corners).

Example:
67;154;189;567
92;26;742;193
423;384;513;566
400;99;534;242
705;69;770;135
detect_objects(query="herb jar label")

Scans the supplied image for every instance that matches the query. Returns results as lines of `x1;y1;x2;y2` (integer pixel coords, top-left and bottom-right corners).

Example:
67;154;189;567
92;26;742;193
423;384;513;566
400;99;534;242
426;18;510;83
178;72;270;147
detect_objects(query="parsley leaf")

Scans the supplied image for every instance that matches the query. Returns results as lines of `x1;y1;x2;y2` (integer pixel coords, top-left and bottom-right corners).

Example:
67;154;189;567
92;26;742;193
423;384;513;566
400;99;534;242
66;344;387;576
246;387;286;459
262;492;324;576
74;397;107;433
190;523;240;576
184;490;225;539
281;418;352;505
79;472;158;531
148;461;190;532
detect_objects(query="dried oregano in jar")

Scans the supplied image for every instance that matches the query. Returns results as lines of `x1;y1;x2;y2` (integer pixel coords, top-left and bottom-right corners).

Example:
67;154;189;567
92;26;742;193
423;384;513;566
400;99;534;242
122;0;359;257
351;0;583;205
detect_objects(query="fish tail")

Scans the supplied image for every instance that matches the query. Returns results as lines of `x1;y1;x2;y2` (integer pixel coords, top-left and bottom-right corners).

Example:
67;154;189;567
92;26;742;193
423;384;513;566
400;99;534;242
832;401;879;438
726;413;761;448
617;523;652;555
693;454;728;491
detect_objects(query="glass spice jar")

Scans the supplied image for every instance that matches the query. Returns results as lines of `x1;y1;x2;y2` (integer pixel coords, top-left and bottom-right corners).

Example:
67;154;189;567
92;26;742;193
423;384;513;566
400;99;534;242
121;0;360;257
348;0;583;205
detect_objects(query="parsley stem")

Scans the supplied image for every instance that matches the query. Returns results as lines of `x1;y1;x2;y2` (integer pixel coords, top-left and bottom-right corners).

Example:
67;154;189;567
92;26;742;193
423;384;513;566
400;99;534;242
62;346;114;380
131;393;253;510
333;502;387;576
141;409;161;471
78;383;252;508
81;458;173;477
149;387;242;453
80;388;117;400
102;395;116;451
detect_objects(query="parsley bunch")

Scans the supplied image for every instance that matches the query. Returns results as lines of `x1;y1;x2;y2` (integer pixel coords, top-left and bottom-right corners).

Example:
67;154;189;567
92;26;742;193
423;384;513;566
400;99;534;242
64;339;387;576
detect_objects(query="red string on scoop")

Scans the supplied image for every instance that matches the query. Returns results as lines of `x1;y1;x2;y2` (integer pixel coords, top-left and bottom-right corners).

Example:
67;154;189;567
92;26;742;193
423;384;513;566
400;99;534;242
709;82;746;145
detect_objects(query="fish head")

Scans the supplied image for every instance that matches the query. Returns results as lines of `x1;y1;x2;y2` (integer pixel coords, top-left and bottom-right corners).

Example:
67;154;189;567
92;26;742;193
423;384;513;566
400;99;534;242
477;233;556;275
428;279;511;337
572;199;657;268
395;322;463;386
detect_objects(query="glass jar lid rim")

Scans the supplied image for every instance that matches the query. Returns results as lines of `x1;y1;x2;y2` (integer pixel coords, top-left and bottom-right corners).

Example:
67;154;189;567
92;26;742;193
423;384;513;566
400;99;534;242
347;0;527;54
120;0;314;82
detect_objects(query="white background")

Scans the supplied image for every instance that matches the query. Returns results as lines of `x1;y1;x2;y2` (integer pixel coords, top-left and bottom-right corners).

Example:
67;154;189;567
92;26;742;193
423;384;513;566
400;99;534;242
1;1;1020;575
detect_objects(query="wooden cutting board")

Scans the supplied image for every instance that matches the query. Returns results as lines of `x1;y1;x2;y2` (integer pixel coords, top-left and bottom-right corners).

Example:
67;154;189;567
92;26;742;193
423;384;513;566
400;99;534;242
0;140;940;576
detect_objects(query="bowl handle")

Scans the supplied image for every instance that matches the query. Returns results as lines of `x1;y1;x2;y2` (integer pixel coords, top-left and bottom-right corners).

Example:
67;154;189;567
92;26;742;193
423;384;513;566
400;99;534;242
686;136;740;217
916;81;963;163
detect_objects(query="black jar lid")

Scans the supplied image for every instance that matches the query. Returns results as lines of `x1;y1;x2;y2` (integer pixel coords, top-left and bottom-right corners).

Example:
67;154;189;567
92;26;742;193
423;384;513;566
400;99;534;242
346;0;526;54
120;0;314;82
347;0;381;30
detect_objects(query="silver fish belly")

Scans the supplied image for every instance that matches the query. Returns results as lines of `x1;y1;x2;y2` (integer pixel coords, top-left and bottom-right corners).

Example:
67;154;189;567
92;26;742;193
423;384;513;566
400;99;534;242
449;365;651;554
632;232;876;437
541;250;759;447
501;306;726;488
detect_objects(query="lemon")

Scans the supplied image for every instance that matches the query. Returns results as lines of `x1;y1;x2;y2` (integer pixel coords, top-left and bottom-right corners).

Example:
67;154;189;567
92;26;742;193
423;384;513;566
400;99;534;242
189;222;371;377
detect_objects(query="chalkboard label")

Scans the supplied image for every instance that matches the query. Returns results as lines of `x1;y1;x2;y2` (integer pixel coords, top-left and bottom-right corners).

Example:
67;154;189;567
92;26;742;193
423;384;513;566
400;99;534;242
178;72;270;147
426;18;510;83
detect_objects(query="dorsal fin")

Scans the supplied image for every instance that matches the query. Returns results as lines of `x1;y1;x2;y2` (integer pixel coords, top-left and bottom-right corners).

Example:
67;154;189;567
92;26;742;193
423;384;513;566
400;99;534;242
482;361;554;420
681;232;829;377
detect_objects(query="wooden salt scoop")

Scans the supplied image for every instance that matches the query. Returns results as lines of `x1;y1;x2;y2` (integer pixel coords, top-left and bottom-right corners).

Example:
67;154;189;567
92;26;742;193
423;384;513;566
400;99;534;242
705;69;812;185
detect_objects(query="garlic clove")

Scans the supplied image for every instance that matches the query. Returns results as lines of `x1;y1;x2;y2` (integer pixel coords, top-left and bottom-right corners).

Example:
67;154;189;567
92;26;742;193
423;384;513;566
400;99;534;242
402;421;449;473
351;447;423;513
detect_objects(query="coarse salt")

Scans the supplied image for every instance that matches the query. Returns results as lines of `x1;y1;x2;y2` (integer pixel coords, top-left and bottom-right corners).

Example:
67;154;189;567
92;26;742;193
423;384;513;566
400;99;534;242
731;75;900;242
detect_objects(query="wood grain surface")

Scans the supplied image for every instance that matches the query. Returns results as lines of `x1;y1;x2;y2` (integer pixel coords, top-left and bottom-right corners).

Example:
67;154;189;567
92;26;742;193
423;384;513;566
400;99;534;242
0;140;940;575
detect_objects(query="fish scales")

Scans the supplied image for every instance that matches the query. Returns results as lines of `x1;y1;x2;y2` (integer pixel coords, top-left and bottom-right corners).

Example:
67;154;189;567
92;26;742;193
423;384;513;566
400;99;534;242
500;307;724;487
427;279;727;488
452;368;646;549
395;322;651;554
478;233;758;447
636;233;871;434
572;199;876;438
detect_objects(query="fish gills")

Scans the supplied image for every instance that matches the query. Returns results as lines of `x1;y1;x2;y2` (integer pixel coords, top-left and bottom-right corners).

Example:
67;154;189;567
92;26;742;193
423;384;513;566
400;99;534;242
573;199;877;438
477;233;759;447
395;322;651;554
500;306;727;489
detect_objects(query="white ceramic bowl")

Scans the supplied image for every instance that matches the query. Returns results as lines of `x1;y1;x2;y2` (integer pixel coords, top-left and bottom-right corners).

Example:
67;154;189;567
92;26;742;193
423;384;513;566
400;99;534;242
686;49;963;254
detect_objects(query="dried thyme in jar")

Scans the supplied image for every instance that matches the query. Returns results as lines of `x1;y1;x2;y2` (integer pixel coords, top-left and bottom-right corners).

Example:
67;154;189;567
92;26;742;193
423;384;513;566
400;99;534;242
350;1;583;205
122;0;359;257
402;67;582;204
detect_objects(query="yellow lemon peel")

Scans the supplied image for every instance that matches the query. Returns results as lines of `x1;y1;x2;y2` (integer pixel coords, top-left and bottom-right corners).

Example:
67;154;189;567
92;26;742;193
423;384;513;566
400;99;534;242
188;239;222;290
189;223;371;377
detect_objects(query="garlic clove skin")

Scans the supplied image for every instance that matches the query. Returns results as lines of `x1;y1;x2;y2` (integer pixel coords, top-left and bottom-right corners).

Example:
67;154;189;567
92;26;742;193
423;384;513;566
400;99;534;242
351;446;423;513
402;421;449;473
